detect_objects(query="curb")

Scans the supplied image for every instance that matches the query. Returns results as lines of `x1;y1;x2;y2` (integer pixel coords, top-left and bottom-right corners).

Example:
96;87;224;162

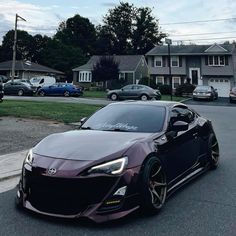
0;150;27;182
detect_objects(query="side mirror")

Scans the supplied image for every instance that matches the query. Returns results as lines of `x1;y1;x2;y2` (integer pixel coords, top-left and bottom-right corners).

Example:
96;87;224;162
172;121;189;132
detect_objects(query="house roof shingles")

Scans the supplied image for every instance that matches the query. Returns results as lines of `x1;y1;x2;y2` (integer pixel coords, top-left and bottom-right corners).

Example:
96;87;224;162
0;60;64;74
73;55;144;72
146;44;235;56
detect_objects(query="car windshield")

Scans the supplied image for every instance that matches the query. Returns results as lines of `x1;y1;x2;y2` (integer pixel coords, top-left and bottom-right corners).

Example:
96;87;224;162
195;86;211;92
82;104;166;133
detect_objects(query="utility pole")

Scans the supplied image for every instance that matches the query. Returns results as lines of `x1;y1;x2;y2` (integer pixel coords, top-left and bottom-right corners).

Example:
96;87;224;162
11;14;26;82
165;38;172;101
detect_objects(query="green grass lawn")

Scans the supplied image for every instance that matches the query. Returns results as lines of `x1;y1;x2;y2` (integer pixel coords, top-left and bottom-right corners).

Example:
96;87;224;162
83;91;107;98
0;100;102;123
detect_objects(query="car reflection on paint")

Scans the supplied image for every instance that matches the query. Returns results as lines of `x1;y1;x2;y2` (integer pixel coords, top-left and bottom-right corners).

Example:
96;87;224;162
16;101;219;223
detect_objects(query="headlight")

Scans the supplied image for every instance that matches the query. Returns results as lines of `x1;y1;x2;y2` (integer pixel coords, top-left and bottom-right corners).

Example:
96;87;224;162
24;149;33;165
193;92;197;95
88;157;128;175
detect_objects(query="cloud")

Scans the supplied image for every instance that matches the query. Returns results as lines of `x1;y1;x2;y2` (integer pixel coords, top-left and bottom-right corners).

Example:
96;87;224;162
0;0;60;43
101;2;117;7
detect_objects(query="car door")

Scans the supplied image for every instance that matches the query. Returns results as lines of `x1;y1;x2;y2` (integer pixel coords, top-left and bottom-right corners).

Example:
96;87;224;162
158;106;200;182
120;85;134;99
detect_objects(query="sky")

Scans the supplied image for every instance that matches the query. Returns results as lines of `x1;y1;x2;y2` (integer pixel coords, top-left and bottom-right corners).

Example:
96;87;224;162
1;0;236;45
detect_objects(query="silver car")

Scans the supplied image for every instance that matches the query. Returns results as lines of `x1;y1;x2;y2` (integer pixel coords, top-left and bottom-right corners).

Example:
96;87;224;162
229;87;236;103
107;84;161;101
193;85;218;101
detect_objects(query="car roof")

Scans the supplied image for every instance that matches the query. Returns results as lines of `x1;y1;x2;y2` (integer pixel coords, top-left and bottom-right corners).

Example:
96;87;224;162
108;100;185;108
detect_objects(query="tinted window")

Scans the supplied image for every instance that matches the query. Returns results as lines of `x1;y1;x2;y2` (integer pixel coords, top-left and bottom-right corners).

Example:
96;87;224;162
82;104;166;133
122;85;133;90
194;86;211;92
170;107;195;125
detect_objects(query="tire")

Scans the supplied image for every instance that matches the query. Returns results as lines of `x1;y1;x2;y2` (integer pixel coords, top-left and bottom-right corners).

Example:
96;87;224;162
110;93;118;101
64;91;70;97
208;134;220;170
18;89;24;96
140;157;167;214
140;94;149;101
39;90;45;96
15;185;23;210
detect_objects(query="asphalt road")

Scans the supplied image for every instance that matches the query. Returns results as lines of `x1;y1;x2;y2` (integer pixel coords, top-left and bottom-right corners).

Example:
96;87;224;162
0;105;236;236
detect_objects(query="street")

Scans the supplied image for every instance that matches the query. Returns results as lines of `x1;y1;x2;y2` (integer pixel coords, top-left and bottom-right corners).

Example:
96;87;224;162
0;104;236;236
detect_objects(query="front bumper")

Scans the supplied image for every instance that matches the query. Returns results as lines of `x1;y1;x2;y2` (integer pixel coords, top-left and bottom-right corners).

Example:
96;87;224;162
230;95;236;101
17;163;141;223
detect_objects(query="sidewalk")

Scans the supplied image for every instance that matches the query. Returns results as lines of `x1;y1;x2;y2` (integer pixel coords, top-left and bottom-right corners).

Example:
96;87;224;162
0;150;27;181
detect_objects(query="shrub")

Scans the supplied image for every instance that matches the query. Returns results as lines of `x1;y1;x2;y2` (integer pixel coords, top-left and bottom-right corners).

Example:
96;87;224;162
158;84;171;95
175;83;196;96
138;77;158;89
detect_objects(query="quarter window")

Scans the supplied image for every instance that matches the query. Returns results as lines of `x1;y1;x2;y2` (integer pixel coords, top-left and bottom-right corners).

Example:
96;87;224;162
170;107;195;126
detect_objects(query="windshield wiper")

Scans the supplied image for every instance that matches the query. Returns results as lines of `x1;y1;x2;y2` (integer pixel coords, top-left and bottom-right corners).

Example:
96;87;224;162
102;128;130;132
80;126;92;130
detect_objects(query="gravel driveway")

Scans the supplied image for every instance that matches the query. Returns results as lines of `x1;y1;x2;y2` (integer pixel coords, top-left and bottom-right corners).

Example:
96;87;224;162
0;117;73;155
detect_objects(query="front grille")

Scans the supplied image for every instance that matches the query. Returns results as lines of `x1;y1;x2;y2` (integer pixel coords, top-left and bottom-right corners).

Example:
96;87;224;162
25;170;118;215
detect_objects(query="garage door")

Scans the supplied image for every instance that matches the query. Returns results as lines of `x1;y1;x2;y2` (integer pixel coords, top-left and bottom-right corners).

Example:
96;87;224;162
208;79;230;97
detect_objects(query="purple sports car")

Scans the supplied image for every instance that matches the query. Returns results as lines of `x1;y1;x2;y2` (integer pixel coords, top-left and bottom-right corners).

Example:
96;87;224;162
16;101;219;223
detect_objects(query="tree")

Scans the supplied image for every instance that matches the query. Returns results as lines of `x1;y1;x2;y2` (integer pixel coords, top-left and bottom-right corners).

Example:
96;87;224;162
132;7;166;54
101;2;166;54
92;56;119;83
54;14;97;54
102;2;135;54
39;39;87;81
0;30;35;62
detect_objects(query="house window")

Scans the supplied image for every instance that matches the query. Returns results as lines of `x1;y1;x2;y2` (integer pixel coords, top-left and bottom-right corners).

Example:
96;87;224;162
79;71;92;82
171;56;179;67
10;70;19;78
155;76;164;85
208;55;225;66
155;56;162;67
172;77;181;89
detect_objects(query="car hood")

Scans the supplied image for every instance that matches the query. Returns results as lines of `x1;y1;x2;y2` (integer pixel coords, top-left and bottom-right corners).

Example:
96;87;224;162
33;130;153;161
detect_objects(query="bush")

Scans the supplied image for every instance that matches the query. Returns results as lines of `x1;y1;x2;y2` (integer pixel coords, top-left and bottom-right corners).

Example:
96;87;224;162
175;83;196;96
158;84;172;95
138;77;158;89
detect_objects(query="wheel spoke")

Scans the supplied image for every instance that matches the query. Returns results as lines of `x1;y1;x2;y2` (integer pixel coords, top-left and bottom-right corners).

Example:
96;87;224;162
149;188;154;203
151;166;161;178
152;189;162;203
153;181;167;187
212;142;218;148
212;150;219;156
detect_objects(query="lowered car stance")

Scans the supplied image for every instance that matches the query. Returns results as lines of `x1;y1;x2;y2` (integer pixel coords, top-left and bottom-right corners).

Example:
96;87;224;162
16;101;219;223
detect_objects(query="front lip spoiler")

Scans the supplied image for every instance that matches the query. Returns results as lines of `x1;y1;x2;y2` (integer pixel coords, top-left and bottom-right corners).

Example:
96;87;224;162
23;199;139;223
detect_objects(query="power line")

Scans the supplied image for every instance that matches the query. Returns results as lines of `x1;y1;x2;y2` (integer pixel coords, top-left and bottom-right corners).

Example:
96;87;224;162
172;36;236;42
160;17;236;25
168;30;236;37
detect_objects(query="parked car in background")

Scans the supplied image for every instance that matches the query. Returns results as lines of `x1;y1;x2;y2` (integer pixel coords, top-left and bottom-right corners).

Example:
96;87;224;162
30;76;56;90
3;80;36;96
0;77;4;102
107;84;161;101
0;75;9;83
38;83;83;97
192;85;218;101
16;101;219;222
229;87;236;103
